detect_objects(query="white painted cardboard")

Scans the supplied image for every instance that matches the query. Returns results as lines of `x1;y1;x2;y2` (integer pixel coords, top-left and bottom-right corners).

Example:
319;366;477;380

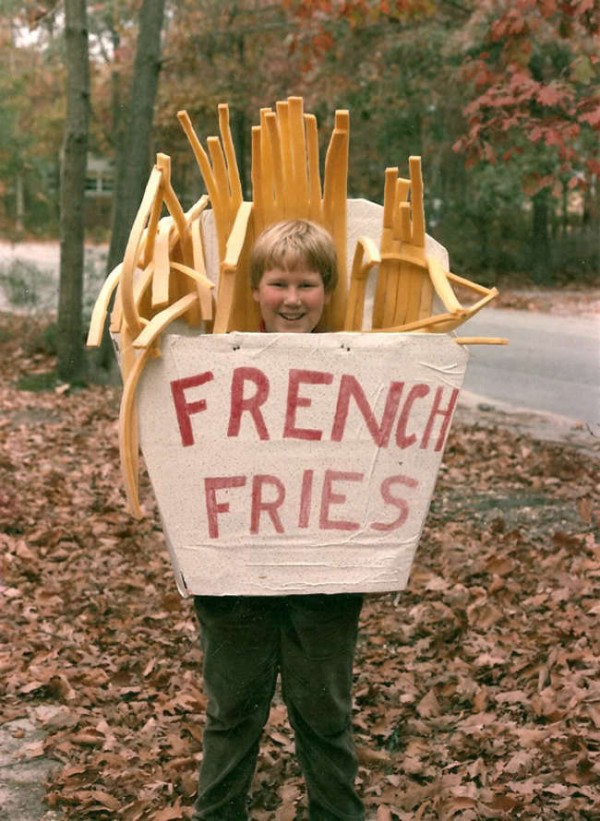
137;332;469;596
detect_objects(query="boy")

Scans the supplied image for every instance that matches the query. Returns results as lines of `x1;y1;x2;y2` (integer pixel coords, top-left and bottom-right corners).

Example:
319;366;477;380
192;220;365;820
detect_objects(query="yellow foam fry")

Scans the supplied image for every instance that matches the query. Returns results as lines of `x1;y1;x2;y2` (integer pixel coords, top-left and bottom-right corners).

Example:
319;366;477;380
152;217;174;308
397;201;412;243
218;104;243;211
170;262;214;320
257;110;276;226
426;254;464;316
373;168;398;329
288;96;309;216
344;237;381;331
188;208;214;321
265;111;284;222
178;110;228;262
120;165;163;339
134;262;155;309
208;137;232;224
322;123;349;330
109;285;123;334
86;263;123;347
447;271;495;296
323;128;348;229
382;168;398;234
408;156;425;247
121;292;201;515
374;311;459;334
118;343;153;518
142;176;165;268
304;114;323;223
251;126;266;237
381;258;402;328
156;153;193;265
276;100;292;215
213;201;253;334
133;291;199;349
454;337;508;345
186;193;210;223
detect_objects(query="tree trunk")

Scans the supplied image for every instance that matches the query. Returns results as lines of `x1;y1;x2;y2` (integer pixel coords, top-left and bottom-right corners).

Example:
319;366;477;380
57;0;89;383
105;0;167;277
15;172;24;236
97;0;167;370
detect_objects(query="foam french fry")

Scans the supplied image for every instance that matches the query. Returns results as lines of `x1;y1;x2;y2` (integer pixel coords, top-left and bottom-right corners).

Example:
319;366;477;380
427;254;464;316
170;262;214;321
218;104;243;211
213;201;253;334
120;166;163;338
288;97;309;216
86;263;123;347
151;217;174;309
454;337;509;345
344;236;381;331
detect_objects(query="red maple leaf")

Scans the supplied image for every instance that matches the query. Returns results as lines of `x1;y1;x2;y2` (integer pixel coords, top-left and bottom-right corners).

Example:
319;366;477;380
537;85;565;107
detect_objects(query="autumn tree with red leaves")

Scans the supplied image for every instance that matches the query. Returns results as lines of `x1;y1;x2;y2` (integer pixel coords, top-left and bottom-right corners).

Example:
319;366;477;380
453;0;600;281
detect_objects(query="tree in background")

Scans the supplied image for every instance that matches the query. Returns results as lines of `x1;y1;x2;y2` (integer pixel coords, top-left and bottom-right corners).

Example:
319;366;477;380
453;0;600;282
57;0;89;383
0;3;64;236
104;0;167;277
91;0;166;370
155;0;297;202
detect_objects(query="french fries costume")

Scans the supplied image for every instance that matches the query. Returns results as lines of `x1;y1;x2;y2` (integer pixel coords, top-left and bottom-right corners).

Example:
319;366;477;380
88;97;502;531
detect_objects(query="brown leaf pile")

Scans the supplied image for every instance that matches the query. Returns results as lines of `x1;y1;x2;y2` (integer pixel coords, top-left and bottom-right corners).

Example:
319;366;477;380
1;314;598;820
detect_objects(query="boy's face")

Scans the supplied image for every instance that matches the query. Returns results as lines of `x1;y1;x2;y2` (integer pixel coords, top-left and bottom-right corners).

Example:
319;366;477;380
253;267;330;333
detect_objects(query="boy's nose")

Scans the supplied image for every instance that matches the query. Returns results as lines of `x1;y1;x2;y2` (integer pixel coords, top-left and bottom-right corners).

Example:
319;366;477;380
284;288;301;304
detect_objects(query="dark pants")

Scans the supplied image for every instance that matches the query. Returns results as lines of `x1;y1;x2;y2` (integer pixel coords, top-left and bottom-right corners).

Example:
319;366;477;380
192;594;364;821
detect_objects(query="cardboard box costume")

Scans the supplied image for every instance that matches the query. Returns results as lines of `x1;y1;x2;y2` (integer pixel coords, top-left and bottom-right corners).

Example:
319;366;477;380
87;97;504;597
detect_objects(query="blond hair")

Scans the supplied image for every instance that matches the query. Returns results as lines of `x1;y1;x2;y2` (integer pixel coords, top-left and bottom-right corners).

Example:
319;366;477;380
250;219;338;293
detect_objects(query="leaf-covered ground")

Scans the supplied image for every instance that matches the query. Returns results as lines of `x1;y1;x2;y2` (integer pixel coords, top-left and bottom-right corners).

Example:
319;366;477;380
1;314;598;820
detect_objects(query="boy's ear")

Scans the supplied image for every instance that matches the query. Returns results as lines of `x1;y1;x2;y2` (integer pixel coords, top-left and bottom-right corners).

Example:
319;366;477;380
324;291;332;305
252;289;260;302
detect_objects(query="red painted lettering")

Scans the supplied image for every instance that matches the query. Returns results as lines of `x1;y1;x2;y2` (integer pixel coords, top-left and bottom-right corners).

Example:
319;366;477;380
421;387;459;451
170;371;214;447
298;469;314;528
319;469;363;531
284;369;333;440
228;367;270;440
396;384;430;449
204;475;247;538
371;474;418;531
250;475;286;534
331;376;405;446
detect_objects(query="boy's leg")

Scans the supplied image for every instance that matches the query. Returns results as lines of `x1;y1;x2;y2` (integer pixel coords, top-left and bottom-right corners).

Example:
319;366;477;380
280;594;364;821
192;596;280;821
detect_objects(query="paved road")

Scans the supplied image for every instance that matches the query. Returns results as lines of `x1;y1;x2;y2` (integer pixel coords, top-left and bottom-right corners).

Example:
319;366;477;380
461;308;600;426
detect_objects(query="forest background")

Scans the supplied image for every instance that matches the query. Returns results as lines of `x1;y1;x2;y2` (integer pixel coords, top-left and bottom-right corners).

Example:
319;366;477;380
2;0;599;291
